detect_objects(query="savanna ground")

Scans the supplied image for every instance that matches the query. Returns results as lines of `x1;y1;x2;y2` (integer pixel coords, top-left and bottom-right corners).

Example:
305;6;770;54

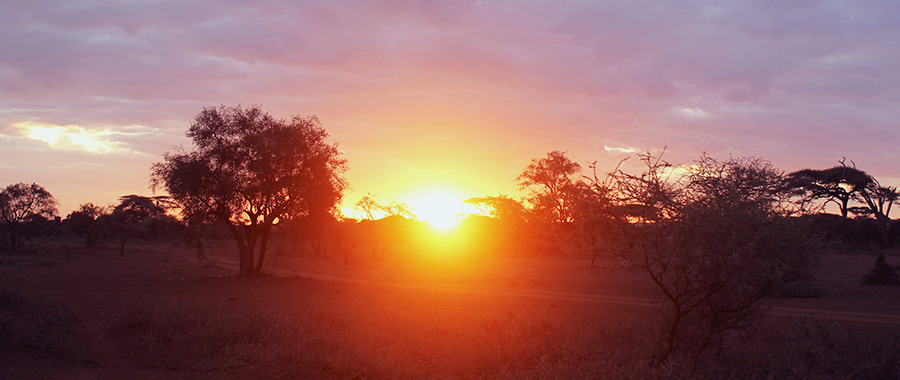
2;239;899;379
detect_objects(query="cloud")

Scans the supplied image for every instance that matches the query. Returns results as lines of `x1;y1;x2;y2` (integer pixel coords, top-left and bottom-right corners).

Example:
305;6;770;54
1;0;900;212
14;122;123;152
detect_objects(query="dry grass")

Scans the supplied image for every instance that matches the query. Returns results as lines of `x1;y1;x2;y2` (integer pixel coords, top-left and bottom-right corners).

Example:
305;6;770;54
108;299;900;379
0;288;82;360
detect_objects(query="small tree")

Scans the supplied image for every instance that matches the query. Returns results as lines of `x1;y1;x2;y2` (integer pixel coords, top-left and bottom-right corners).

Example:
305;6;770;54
517;150;582;223
611;153;817;363
352;194;413;261
152;105;347;276
854;183;899;247
862;254;899;285
0;183;57;250
104;195;169;255
64;203;108;248
464;195;526;222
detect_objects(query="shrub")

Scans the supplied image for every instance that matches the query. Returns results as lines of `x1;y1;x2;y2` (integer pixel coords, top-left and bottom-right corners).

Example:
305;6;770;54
862;254;899;285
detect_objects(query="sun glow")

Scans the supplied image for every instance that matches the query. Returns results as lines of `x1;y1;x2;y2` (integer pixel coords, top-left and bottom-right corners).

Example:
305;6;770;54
406;189;478;231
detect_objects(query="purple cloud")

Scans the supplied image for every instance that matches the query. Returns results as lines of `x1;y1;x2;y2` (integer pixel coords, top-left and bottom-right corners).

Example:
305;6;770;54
2;0;899;213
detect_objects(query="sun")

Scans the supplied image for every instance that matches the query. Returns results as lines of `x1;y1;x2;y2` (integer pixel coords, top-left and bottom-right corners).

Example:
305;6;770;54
406;189;477;231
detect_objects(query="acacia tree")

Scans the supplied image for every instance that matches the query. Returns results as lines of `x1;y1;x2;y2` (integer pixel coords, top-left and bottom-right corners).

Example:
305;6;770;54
0;183;57;250
152;105;347;276
352;194;413;261
353;193;414;221
787;161;874;218
464;195;526;222
517;150;582;223
611;153;817;363
789;160;899;246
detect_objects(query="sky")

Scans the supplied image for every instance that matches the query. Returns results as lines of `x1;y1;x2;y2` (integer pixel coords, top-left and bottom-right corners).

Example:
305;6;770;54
2;0;899;216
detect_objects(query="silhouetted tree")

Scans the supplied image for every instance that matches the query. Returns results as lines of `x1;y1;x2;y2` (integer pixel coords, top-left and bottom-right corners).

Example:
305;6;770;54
0;183;57;250
353;193;413;220
611;153;817;364
352;194;413;261
572;162;623;265
464;195;526;222
105;195;169;255
64;203;108;248
517;151;582;223
859;185;899;219
789;160;899;246
788;160;874;218
152;105;347;276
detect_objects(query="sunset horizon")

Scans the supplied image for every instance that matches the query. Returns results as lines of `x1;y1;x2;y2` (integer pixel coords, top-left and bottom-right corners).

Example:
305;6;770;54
3;3;900;378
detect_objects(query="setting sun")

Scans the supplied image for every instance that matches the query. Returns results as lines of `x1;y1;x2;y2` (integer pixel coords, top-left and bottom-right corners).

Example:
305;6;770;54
406;189;478;231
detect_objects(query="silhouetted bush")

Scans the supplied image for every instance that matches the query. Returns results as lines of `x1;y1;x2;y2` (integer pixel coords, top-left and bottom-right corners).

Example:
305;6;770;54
862;254;899;285
803;214;888;248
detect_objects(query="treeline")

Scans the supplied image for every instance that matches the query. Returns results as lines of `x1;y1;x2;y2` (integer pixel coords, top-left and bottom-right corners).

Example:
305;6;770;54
5;104;900;363
1;109;898;263
0;190;189;253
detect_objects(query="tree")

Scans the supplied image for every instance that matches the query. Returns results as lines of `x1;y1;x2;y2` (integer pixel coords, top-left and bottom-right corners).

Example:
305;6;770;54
64;203;108;248
789;159;899;246
151;105;347;276
610;153;817;363
858;184;898;219
571;163;623;265
105;195;170;255
464;195;526;222
517;151;582;223
352;194;413;261
787;160;874;218
354;193;414;221
0;183;57;250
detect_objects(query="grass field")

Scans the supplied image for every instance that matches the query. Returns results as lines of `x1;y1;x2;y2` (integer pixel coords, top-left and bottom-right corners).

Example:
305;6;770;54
1;240;899;379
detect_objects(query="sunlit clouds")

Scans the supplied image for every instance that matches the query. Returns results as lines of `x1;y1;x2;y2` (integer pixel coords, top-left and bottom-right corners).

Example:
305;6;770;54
15;122;129;153
603;144;640;155
677;107;709;120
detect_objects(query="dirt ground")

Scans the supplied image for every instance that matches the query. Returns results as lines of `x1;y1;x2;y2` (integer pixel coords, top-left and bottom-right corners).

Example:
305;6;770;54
1;240;899;379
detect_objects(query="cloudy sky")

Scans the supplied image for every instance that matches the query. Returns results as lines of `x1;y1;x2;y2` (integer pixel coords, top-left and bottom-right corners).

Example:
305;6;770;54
2;0;899;215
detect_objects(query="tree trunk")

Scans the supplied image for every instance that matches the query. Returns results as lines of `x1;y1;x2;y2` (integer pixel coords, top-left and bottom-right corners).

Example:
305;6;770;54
877;216;891;247
119;237;127;256
241;227;258;277
254;225;271;275
658;311;683;365
223;221;251;276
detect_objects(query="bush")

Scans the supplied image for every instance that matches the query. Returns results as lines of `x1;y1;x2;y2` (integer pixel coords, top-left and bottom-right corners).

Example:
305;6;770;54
863;254;899;285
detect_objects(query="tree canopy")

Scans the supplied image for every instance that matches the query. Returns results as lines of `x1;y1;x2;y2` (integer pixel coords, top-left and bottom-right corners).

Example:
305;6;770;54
609;153;818;362
787;164;874;218
63;203;107;248
0;182;57;249
517;150;582;223
152;105;347;276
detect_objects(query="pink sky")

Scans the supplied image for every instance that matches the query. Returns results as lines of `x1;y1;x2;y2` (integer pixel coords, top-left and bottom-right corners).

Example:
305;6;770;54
2;0;899;215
